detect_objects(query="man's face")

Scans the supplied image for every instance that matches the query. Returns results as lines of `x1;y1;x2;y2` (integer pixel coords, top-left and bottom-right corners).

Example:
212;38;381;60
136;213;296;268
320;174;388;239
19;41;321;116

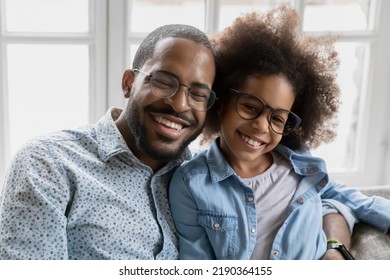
123;38;215;165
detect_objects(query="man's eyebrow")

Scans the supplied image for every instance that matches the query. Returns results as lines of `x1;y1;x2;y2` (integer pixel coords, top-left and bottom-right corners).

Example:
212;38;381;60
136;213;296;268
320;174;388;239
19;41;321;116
191;82;211;89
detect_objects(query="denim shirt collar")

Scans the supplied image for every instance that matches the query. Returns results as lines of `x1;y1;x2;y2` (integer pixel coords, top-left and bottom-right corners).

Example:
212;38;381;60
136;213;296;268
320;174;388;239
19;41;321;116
275;144;328;176
206;139;237;183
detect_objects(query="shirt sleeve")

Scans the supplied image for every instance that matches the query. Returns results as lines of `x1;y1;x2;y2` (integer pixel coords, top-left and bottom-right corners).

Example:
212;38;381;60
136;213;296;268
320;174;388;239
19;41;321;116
322;181;390;234
322;199;358;234
0;140;71;259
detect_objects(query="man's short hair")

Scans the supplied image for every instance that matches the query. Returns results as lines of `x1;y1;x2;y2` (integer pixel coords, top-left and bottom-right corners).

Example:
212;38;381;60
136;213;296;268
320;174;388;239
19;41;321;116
132;24;215;69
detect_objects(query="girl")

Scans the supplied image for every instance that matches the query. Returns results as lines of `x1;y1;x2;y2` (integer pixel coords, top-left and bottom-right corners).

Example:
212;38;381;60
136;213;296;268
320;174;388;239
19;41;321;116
169;5;390;260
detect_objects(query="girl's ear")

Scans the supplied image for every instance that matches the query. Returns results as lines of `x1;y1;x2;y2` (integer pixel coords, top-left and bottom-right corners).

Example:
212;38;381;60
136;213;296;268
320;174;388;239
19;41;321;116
122;69;135;98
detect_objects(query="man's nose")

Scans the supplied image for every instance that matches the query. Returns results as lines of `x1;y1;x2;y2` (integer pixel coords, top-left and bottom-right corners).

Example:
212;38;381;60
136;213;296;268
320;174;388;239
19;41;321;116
163;85;191;112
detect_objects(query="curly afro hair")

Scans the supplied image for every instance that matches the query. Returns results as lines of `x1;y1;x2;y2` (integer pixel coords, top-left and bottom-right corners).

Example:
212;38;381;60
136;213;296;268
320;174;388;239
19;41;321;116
202;4;340;150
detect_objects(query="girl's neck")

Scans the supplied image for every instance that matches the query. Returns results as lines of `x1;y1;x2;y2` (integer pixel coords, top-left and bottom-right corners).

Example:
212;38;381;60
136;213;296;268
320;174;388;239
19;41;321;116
230;152;274;179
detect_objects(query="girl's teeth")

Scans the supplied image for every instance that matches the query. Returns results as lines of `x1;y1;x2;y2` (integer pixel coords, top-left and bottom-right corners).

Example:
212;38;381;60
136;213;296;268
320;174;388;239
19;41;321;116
242;135;261;147
154;116;183;130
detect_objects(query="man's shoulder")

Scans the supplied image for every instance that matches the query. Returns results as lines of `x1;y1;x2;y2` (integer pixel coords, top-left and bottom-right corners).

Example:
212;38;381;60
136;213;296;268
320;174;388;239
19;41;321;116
38;124;95;143
14;125;95;158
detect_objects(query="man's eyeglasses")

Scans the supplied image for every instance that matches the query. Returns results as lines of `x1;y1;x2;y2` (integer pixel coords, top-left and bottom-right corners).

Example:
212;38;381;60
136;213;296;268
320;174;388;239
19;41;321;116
229;88;301;135
134;69;216;111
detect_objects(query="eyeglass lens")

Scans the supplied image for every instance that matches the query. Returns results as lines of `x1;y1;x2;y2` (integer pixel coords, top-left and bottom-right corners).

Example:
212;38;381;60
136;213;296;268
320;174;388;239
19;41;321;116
149;71;215;111
235;93;300;135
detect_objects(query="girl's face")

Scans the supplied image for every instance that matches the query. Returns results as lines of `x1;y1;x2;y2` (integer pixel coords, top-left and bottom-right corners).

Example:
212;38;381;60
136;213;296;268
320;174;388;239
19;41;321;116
219;74;295;170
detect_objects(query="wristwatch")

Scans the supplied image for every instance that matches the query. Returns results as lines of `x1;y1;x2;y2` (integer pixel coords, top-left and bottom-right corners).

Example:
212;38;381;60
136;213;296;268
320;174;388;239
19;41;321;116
327;239;355;260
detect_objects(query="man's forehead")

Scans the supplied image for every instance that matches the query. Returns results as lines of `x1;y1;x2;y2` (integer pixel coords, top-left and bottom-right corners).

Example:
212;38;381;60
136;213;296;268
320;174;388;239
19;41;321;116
144;37;215;75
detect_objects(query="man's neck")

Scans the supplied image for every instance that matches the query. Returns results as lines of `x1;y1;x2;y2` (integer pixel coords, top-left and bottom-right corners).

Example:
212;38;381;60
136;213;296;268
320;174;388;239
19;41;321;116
115;115;164;172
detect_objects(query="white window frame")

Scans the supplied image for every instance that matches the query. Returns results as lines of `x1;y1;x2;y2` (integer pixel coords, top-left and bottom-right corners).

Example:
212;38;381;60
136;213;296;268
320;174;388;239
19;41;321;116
323;0;390;187
291;0;390;187
0;0;108;181
361;0;390;186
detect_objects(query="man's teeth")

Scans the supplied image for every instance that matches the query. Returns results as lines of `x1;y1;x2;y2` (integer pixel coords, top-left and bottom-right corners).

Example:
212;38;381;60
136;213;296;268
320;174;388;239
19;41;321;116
154;116;183;130
241;135;262;147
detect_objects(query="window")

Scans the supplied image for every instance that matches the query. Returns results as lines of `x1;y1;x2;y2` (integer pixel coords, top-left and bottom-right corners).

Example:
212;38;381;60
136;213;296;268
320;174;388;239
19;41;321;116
0;0;107;181
1;0;389;187
301;0;389;186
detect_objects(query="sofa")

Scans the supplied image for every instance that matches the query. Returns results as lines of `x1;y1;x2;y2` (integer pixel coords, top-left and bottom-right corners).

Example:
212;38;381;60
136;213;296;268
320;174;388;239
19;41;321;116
350;185;390;259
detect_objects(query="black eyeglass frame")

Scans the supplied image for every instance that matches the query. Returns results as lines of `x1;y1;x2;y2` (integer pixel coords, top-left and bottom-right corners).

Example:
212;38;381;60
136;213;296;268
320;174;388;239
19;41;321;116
134;69;217;111
228;88;301;135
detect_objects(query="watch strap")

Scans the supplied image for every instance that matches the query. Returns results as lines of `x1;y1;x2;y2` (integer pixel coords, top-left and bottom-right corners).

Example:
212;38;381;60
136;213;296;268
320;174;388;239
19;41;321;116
327;239;355;260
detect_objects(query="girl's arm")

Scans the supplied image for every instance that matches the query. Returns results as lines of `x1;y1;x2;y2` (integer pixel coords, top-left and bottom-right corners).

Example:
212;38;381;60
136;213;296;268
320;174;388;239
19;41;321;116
169;169;216;259
322;213;352;260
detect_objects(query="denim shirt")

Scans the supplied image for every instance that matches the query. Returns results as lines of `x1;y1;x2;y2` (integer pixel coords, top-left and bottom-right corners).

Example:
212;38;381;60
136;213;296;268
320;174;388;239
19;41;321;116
169;139;390;260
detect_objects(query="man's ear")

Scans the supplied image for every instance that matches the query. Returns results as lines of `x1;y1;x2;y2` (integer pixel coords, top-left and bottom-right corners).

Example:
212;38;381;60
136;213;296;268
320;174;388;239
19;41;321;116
122;69;135;98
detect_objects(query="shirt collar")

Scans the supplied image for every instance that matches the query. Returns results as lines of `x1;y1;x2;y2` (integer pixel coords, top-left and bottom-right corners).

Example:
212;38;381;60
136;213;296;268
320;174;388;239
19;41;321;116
206;138;236;183
275;144;328;175
95;107;130;162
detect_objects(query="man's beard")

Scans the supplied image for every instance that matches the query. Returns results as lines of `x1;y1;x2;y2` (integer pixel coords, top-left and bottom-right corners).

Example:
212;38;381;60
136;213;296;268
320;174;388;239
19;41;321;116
126;101;203;163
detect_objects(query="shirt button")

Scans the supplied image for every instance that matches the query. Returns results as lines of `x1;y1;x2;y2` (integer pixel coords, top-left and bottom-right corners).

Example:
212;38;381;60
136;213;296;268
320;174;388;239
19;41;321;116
273;250;279;257
213;223;220;229
297;197;305;203
251;228;256;233
319;179;327;187
247;196;254;202
308;167;317;174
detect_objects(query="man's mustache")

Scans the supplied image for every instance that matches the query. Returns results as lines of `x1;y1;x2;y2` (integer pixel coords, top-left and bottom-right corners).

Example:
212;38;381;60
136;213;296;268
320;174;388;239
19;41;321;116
144;104;198;126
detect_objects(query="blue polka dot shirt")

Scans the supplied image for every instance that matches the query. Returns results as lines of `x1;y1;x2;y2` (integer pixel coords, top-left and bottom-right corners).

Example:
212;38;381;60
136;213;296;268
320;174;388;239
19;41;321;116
0;108;190;259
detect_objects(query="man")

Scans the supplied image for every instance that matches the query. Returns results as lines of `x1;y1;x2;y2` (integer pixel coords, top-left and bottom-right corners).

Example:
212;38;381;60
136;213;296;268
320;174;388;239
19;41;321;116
0;24;215;260
0;23;352;260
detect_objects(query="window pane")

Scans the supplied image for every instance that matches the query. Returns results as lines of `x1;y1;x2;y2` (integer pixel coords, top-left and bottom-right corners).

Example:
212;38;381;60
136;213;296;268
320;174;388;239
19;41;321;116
7;44;89;158
303;0;374;32
5;0;89;33
219;0;290;30
312;42;369;172
129;0;205;33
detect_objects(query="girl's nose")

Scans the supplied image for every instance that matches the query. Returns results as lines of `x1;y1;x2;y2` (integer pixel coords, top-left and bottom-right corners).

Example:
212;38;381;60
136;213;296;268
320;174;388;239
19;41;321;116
250;113;271;133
